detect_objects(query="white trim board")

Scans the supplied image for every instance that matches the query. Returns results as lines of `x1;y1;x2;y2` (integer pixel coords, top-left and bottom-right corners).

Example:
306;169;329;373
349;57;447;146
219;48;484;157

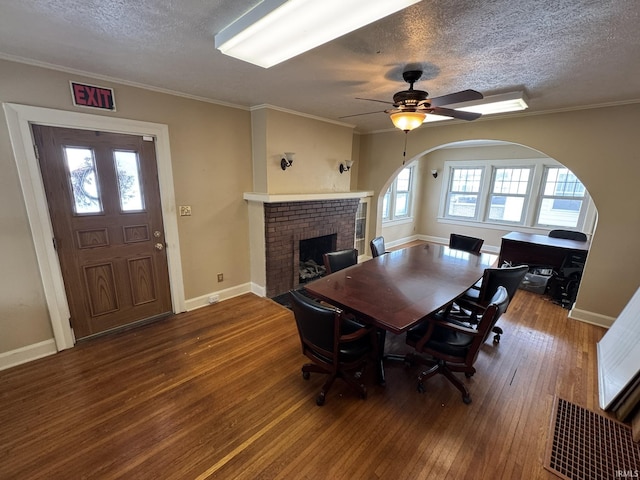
0;340;57;371
3;103;186;352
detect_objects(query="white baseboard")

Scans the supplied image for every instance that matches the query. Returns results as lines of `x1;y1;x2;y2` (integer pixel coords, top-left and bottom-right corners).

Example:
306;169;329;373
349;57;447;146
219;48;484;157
568;307;614;329
184;282;255;311
0;339;57;371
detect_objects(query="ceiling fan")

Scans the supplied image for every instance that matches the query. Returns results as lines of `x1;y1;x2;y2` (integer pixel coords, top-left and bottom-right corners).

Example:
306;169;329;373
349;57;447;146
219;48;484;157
342;70;484;131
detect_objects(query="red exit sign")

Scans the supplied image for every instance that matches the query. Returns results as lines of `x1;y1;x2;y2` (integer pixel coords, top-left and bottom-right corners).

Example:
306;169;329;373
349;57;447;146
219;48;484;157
70;82;116;111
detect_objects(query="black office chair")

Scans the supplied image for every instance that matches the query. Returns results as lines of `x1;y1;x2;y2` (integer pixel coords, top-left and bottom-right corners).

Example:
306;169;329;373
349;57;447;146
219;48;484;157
450;264;528;343
323;248;358;274
289;289;377;406
370;236;387;258
449;233;484;254
548;229;587;242
406;286;510;404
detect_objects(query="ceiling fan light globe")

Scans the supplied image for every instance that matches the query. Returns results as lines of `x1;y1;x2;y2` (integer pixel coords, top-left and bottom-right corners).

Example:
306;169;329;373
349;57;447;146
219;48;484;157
390;111;426;131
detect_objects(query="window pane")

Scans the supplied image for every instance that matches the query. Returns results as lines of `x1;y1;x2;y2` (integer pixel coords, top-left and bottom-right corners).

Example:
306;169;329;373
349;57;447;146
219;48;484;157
448;193;478;218
395;193;408;216
396;168;411;191
451;168;482;193
64;147;103;214
538;198;582;227
382;190;391;219
493;168;530;195
114;150;144;211
488;195;525;222
543;167;585;197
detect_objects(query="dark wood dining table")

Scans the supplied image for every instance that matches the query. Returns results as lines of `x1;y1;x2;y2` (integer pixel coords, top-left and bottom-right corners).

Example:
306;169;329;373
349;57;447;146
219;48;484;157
304;242;498;383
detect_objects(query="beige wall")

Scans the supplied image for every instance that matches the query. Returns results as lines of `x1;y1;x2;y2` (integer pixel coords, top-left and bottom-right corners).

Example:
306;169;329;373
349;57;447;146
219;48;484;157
251;107;355;194
0;59;253;353
2;56;637;359
358;104;640;323
0;59;360;359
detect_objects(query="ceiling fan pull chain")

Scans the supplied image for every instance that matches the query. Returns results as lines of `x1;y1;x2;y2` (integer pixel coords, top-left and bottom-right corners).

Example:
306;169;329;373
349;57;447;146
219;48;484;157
403;131;408;164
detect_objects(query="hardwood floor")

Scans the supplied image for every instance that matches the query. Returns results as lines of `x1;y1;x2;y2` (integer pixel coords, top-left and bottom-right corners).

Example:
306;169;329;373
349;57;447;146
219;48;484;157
0;287;607;479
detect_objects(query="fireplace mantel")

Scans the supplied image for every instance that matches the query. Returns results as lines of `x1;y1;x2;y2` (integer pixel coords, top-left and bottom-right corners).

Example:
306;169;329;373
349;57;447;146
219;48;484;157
243;191;373;203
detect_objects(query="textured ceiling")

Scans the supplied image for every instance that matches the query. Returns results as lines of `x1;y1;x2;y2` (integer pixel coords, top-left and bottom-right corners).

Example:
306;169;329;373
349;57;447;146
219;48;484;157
0;0;638;133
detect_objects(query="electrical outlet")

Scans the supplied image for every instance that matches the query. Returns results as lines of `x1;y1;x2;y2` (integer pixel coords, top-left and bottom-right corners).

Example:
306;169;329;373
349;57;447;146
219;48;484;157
179;205;192;216
217;273;224;282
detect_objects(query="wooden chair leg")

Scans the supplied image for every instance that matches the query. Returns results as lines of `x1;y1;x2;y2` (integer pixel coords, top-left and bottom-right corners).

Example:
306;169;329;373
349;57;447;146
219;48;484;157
440;366;472;404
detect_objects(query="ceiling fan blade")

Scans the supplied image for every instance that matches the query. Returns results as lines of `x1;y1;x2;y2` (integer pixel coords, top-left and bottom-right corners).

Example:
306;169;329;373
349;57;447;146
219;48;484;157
355;97;395;105
339;110;386;119
430;106;482;121
429;89;483;107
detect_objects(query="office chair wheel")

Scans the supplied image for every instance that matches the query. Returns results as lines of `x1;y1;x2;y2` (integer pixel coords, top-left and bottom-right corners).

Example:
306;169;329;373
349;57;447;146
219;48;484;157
463;395;472;405
492;326;503;344
316;393;326;406
302;371;310;380
417;382;426;394
465;372;474;378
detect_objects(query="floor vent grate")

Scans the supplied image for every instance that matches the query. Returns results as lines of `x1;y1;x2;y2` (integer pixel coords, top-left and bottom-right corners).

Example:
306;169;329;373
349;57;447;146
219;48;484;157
545;397;640;480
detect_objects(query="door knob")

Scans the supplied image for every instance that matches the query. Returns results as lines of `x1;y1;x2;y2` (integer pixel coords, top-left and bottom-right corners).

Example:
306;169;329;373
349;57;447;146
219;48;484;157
155;243;164;251
153;230;162;238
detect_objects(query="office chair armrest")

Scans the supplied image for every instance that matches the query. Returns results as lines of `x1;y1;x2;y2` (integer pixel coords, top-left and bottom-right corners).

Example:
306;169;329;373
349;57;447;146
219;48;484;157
454;297;485;312
430;317;480;336
339;326;374;343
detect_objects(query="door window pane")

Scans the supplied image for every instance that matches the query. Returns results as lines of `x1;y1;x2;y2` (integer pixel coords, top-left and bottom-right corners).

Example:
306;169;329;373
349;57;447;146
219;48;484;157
114;150;145;212
64;147;103;214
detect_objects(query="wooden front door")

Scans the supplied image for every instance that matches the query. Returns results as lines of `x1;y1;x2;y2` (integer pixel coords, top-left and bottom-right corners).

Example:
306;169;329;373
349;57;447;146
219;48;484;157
32;125;172;339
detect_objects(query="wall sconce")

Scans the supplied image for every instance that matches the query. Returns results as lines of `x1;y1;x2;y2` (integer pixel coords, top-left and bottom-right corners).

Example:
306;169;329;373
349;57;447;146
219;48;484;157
339;159;354;174
431;169;438;178
281;152;295;170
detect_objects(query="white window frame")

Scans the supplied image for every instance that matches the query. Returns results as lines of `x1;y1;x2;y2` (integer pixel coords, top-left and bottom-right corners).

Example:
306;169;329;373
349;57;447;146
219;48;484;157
438;158;595;234
486;166;534;225
382;166;415;224
443;166;486;221
535;166;589;228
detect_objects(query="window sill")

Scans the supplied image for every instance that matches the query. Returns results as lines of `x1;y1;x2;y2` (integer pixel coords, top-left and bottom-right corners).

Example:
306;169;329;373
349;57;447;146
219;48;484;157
382;217;414;227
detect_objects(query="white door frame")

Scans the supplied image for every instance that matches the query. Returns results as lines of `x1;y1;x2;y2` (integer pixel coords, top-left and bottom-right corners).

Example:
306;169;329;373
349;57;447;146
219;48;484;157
3;103;186;351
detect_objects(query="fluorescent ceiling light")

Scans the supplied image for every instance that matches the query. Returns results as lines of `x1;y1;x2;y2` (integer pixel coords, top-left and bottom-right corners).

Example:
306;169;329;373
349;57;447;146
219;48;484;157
421;91;528;123
423;114;453;123
450;91;529;115
215;0;422;68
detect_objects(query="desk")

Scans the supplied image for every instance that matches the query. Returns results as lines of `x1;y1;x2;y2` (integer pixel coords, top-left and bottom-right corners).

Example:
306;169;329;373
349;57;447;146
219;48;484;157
498;232;589;271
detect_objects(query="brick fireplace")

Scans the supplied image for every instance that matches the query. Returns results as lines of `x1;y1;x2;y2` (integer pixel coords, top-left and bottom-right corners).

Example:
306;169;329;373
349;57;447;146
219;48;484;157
263;199;360;298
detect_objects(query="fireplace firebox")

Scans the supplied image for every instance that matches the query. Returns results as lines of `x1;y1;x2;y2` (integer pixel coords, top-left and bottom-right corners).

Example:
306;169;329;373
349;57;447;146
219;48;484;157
299;234;336;284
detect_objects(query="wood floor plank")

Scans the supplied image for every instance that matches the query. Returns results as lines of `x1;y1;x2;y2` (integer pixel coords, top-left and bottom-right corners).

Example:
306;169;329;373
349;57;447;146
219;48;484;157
0;286;610;480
